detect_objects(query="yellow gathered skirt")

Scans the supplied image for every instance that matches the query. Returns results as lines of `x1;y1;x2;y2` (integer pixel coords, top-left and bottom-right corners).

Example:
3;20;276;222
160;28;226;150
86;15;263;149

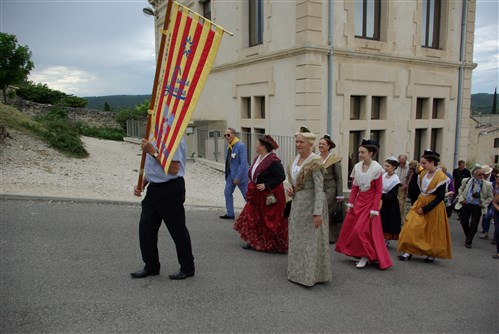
397;193;452;259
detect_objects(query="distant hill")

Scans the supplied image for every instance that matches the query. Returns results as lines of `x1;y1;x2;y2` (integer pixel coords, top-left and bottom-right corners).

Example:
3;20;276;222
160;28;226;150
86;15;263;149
83;95;151;111
83;93;496;114
471;93;497;115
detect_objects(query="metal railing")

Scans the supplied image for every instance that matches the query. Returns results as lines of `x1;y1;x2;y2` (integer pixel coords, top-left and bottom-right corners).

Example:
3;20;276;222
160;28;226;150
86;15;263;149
126;120;296;168
126;119;146;139
195;129;296;169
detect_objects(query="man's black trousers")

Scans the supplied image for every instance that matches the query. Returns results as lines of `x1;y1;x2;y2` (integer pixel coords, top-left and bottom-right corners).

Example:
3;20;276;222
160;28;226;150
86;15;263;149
139;177;195;275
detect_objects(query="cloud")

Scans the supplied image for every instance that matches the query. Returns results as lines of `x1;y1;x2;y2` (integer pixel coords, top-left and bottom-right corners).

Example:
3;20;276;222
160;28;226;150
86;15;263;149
29;65;97;95
2;0;497;95
471;1;499;93
2;0;157;96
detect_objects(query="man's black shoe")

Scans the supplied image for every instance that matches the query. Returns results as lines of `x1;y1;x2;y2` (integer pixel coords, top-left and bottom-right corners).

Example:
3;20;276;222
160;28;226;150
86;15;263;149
130;269;159;279
219;214;235;219
168;271;194;280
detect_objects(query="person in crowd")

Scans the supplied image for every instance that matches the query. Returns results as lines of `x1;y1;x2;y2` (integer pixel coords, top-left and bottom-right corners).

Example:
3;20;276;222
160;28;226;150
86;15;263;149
440;165;455;218
335;139;392;270
491;167;499;246
453;160;471;195
286;127;331;286
491;189;499;259
220;128;249;220
233;135;288;252
131;138;195;280
482;164;493;182
406;160;421;205
318;134;344;244
454;166;493;248
479;166;496;240
395;154;410;219
380;157;401;247
397;149;452;263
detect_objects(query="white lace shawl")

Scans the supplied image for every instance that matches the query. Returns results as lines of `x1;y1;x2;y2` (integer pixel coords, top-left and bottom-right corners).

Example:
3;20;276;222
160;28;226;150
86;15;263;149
351;160;384;192
382;172;401;194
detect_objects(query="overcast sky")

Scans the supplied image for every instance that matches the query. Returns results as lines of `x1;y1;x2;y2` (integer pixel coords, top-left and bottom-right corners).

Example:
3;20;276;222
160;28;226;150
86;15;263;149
1;0;497;97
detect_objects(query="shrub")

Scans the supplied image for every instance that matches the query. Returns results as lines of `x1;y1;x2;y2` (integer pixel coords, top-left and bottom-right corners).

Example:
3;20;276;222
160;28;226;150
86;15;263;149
62;95;87;108
115;100;149;130
75;123;125;141
43;118;88;158
17;82;87;107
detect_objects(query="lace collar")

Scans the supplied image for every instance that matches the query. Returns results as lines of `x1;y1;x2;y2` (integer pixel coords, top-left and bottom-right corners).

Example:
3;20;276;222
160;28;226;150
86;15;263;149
351;160;384;192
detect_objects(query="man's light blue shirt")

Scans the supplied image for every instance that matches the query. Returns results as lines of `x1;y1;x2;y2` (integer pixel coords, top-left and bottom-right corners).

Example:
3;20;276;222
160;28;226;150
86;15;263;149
145;138;186;183
465;178;482;205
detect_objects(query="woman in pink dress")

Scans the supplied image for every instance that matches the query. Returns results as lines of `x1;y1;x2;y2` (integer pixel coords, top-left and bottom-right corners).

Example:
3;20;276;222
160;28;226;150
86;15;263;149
335;139;393;269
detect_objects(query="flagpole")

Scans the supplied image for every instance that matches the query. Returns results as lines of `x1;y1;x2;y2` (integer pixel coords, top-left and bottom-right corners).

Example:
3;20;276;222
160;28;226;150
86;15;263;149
137;0;174;191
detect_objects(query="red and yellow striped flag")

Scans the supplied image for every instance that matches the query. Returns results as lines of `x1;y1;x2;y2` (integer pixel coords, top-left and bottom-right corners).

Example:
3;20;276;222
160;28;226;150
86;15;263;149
149;1;224;173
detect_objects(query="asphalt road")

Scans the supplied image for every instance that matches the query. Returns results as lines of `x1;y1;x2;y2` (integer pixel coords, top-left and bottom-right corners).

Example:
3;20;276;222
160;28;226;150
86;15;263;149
0;195;497;333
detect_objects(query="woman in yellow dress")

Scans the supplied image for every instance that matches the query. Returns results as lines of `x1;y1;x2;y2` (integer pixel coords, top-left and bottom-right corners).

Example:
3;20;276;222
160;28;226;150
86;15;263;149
397;149;452;262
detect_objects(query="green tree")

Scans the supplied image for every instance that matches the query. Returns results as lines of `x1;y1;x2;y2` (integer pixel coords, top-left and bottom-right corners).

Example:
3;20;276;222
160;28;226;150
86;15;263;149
62;95;87;108
0;33;34;103
17;82;65;104
104;102;111;111
115;99;149;129
17;81;87;107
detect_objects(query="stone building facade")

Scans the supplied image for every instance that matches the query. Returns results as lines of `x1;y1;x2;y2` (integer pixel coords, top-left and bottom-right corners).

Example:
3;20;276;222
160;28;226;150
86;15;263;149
148;0;477;186
467;114;499;167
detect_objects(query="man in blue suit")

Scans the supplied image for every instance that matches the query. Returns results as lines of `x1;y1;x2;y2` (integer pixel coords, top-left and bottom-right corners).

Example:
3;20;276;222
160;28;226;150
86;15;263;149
220;128;249;219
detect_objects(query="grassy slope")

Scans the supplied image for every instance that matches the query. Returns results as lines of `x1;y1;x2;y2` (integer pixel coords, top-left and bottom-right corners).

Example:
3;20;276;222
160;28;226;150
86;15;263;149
0;103;39;130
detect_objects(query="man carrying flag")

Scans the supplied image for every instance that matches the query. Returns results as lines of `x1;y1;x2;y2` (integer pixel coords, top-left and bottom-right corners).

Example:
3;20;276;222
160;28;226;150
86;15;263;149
130;0;229;280
130;138;195;280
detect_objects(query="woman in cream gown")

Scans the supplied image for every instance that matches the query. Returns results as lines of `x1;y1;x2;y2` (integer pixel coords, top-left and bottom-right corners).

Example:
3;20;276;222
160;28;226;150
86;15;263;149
286;127;331;286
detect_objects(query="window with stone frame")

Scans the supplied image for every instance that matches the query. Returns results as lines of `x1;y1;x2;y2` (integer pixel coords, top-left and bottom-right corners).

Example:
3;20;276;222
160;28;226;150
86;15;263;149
354;0;381;40
249;0;263;47
422;0;441;49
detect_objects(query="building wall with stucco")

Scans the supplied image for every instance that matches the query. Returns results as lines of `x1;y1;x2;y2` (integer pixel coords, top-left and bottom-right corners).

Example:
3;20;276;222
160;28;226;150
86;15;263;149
148;0;477;187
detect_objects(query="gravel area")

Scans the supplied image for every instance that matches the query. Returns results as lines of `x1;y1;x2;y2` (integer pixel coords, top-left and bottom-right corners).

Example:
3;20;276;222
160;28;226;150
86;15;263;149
0;129;245;209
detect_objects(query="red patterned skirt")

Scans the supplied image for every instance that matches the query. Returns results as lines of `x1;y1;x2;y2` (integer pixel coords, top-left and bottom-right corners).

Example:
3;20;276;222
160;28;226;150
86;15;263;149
233;182;288;253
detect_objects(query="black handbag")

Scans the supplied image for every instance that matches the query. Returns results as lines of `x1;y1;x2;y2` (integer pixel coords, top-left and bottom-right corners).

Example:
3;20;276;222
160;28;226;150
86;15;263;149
284;201;292;218
333;203;344;223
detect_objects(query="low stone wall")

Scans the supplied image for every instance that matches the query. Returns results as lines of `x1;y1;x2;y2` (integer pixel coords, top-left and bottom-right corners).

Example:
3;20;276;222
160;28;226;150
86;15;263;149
10;98;121;129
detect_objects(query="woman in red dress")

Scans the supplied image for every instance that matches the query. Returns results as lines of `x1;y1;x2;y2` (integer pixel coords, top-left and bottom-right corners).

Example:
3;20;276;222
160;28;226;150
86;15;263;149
233;135;288;252
335;139;393;269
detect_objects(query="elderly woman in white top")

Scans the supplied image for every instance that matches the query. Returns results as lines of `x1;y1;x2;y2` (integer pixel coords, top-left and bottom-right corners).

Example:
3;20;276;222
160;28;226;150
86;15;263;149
286;126;331;286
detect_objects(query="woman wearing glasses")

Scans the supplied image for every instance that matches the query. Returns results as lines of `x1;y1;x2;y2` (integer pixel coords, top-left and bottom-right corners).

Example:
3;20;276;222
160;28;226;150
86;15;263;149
397;149;453;262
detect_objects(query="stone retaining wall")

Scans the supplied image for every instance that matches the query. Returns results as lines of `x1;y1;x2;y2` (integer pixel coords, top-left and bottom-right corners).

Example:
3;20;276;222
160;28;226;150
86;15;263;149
10;98;121;129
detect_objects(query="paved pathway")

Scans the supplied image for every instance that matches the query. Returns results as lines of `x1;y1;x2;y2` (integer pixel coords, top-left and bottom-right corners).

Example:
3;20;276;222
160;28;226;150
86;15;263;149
0;196;497;333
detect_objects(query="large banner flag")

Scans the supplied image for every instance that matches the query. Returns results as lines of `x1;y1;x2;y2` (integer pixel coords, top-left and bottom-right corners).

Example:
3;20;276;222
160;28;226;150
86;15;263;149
149;1;224;173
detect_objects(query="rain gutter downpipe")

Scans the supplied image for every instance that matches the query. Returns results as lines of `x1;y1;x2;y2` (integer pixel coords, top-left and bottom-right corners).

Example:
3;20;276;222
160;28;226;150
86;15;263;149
327;0;333;136
454;0;468;168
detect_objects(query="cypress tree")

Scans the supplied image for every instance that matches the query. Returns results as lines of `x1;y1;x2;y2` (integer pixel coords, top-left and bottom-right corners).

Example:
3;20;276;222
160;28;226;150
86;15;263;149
492;87;497;114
